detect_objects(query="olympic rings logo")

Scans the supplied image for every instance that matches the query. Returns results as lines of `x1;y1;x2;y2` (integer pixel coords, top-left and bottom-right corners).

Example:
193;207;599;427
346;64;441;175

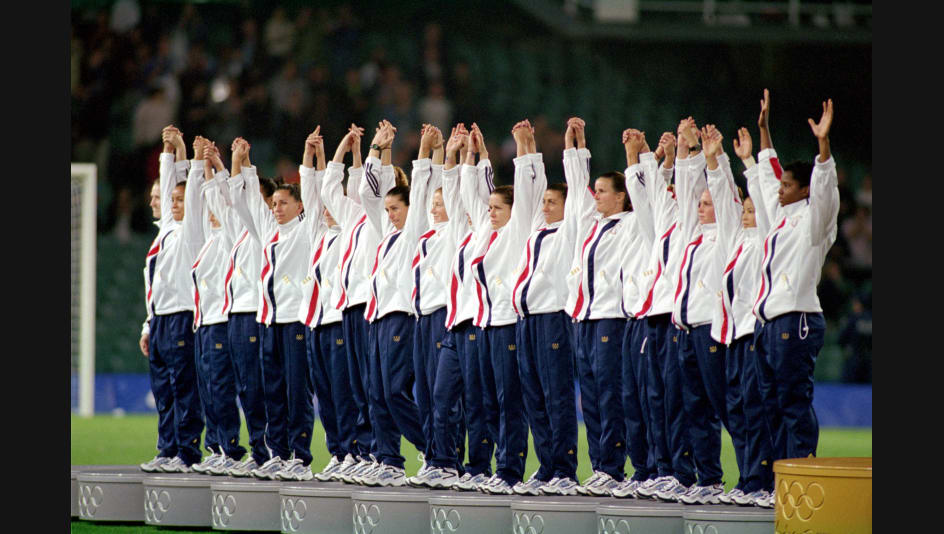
513;511;545;534
211;493;237;528
687;524;720;534
281;497;309;532
78;484;104;518
777;480;826;522
143;489;172;523
430;506;461;533
599;516;632;534
353;502;381;534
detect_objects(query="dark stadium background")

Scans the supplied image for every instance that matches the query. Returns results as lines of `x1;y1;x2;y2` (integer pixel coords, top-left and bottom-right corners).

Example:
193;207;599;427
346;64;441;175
70;0;871;394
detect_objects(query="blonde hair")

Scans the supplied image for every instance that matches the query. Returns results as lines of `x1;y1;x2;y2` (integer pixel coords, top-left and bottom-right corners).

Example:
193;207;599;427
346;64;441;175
394;166;409;188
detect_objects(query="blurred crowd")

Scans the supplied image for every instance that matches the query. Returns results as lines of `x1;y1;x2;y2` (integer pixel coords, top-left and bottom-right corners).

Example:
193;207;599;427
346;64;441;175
71;1;871;382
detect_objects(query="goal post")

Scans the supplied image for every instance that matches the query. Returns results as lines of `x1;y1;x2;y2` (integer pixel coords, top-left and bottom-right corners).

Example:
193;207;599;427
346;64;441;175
71;163;97;417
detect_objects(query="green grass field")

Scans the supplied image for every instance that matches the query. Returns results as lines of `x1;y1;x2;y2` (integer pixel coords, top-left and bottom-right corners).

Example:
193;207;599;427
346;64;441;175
71;414;871;533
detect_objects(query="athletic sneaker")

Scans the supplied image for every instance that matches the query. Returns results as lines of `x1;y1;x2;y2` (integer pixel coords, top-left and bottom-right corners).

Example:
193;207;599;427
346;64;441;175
757;489;775;509
374;465;408;487
680;483;724;505
655;478;690;502
313;456;342;481
486;477;515;495
587;473;621;496
734;489;769;507
718;488;743;505
140;456;171;473
278;459;314;481
512;475;547;496
453;473;487;491
576;471;604;495
410;466;459;488
636;476;674;499
329;454;358;482
553;477;580;496
160;457;193;473
227;457;258;477
337;456;369;484
611;478;643;499
355;461;385;486
251;457;285;480
539;477;561;495
475;473;499;493
192;453;222;474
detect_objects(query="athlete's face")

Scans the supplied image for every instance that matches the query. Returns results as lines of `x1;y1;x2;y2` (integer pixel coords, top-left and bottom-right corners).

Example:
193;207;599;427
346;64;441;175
489;193;512;229
272;190;303;224
171;184;186;221
778;171;810;206
697;189;716;225
542;189;565;224
594;177;625;218
430;190;448;224
149;182;161;219
741;197;756;228
385;194;409;230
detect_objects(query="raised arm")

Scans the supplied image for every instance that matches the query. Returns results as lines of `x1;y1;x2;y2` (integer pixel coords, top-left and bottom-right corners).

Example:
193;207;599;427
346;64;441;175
323;125;366;226
807;98;839;246
359;121;397;236
625;129;655;243
404;124;440;240
757;88;773;151
508;120;547;233
459;125;491;232
676;118;707;240
704;127;742;256
178;137;209;264
300;128;328;238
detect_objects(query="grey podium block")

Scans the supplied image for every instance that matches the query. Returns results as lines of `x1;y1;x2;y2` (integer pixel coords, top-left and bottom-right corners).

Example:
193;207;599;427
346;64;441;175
683;505;775;534
351;487;433;534
596;500;685;534
143;473;213;527
428;493;517;534
211;479;285;531
512;496;603;534
72;465;130;518
279;481;355;534
75;466;146;522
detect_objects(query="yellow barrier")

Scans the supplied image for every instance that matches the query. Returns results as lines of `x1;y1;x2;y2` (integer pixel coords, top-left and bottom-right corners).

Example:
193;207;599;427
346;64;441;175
773;457;872;534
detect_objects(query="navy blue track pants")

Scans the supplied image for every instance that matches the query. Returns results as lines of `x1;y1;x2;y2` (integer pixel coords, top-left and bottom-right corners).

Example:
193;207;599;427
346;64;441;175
307;321;358;461
261;321;314;465
195;322;246;459
621;318;654;481
227;312;269;464
342;304;374;459
575;319;626;480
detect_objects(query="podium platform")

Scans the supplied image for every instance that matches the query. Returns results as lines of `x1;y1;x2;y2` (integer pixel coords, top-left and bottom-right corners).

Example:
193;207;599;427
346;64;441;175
774;456;872;534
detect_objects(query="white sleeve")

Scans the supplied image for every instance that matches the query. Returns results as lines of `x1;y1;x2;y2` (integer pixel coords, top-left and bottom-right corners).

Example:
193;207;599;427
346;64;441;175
625;152;655;243
141;319;150;337
321;161;360;227
460;161;492;232
404;158;433;242
706;155;743;259
676;151;706;241
756;148;784;225
441;165;467;243
238;165;278;241
808;154;840;247
744;165;770;236
426;164;444;228
299;165;326;239
563;148;598;244
522;153;549;233
157;153;177;229
358;156;395;237
179;161;207;264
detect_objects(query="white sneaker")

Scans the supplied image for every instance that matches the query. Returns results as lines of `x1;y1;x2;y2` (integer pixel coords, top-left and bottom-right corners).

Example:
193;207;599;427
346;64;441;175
587;472;621;496
636;475;672;499
140;456;170;473
512;475;547;496
539;477;561;495
655;478;690;502
411;466;459;488
734;489;769;506
552;477;580;496
576;471;604;495
477;474;501;493
355;461;385;486
251;456;284;479
192;453;222;474
209;456;240;475
330;454;359;481
374;464;407;487
757;489;776;509
611;478;643;499
227;457;259;477
679;483;724;504
279;459;313;481
314;456;342;481
718;488;743;505
160;457;193;473
486;477;515;495
453;472;487;491
337;456;369;484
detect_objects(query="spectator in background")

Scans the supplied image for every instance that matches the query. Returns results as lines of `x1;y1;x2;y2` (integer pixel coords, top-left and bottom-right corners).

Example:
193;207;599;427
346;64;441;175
264;7;296;63
841;204;872;284
270;60;307;114
839;291;872;383
239;18;260;73
855;173;872;209
326;3;361;78
294;7;328;68
817;259;850;324
417;81;453;133
177;43;214;136
133;85;177;150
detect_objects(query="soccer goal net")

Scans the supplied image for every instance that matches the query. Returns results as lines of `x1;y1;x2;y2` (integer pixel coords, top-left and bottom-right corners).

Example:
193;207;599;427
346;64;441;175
72;163;97;417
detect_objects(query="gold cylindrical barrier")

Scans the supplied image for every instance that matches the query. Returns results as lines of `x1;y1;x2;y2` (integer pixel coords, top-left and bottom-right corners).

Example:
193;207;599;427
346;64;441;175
773;457;872;534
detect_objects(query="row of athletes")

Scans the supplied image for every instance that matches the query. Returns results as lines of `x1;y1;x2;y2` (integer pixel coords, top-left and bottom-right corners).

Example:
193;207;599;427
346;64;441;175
137;88;836;508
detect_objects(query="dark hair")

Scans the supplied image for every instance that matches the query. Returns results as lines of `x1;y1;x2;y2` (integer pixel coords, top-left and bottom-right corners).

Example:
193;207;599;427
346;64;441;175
597;171;631;212
783;161;813;189
274;183;302;202
491;185;514;207
547;182;567;203
173;181;186;192
259;176;277;199
386;185;410;205
736;186;747;203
